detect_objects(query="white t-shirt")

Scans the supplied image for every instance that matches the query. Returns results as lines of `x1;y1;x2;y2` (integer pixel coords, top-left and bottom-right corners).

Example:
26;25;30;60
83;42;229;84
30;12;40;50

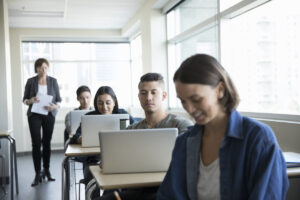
38;84;47;95
197;157;221;200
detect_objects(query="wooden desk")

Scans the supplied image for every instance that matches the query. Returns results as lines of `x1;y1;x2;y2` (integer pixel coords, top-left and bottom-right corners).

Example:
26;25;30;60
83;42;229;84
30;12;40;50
0;130;18;200
62;144;100;200
89;165;300;191
287;167;300;177
65;144;100;157
89;165;166;190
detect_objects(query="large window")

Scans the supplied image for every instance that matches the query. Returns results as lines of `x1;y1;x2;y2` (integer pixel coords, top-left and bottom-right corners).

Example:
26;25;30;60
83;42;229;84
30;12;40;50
167;0;300;118
22;42;132;109
130;35;143;107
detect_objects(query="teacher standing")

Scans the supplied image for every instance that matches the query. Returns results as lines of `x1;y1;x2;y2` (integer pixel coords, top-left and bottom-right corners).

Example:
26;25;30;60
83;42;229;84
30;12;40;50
23;58;62;187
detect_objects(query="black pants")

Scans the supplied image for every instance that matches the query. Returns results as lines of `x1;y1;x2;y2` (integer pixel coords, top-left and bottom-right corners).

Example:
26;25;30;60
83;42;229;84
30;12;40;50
28;113;55;173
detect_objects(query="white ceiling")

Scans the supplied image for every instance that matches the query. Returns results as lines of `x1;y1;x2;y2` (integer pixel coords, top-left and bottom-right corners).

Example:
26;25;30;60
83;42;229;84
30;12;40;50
7;0;149;29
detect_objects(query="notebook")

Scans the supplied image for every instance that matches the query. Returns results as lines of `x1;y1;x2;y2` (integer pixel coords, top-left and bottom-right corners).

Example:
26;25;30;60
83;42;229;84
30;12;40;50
81;114;129;147
99;128;178;174
70;110;91;136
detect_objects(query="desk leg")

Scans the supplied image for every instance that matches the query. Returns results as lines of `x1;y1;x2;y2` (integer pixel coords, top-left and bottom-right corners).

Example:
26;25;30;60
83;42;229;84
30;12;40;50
9;136;18;194
62;156;70;200
9;138;14;200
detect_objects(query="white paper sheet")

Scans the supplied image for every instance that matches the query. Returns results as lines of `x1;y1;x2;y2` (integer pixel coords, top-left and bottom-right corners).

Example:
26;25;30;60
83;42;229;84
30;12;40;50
283;152;300;163
31;94;53;115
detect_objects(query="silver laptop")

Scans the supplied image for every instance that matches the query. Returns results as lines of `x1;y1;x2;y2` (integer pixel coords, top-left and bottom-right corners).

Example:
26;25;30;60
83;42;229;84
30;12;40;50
99;128;178;174
70;110;91;136
81;114;129;147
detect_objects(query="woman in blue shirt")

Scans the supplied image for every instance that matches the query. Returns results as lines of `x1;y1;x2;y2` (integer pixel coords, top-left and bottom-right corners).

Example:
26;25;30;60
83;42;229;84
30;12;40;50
157;54;289;200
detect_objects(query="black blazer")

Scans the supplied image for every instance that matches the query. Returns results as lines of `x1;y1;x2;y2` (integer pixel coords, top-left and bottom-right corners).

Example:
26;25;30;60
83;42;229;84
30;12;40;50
23;75;62;117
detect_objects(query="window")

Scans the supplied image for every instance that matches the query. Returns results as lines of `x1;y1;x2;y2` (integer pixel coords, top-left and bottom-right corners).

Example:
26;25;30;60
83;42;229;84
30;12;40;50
22;42;131;109
130;34;143;107
167;0;300;117
221;0;300;115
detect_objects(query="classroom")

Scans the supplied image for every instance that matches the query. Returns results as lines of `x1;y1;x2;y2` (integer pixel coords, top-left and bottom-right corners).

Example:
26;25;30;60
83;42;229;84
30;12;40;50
1;0;300;199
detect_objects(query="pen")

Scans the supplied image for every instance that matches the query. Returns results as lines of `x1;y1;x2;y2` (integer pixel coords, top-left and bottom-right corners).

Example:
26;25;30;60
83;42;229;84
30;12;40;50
114;191;122;200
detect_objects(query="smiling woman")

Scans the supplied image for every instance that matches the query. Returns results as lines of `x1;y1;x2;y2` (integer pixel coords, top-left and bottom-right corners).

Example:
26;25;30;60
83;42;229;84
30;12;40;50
157;54;289;200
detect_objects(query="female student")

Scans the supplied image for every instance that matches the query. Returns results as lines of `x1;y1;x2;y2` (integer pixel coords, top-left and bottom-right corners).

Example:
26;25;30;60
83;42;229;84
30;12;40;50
23;58;62;186
69;86;135;186
157;54;289;200
70;85;135;144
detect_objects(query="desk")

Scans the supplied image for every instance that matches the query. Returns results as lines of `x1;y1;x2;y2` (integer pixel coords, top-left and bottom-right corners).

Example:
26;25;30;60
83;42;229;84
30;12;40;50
89;165;300;190
0;130;19;200
287;167;300;178
89;165;166;190
62;144;100;200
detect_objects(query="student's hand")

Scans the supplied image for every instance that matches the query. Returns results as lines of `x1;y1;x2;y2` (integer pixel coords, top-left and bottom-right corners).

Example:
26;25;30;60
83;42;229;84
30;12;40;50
44;103;58;111
77;136;82;144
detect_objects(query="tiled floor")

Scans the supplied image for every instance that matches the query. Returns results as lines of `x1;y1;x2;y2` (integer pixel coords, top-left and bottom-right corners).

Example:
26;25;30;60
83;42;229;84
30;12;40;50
0;150;85;200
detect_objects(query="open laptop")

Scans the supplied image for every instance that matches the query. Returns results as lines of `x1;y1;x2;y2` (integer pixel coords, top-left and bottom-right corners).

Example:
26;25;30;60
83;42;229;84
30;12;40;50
70;110;91;136
81;114;129;147
99;128;178;174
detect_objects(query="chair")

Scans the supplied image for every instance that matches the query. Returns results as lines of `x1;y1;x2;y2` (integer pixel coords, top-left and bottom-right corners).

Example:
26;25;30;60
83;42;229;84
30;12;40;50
0;153;5;186
0;131;19;200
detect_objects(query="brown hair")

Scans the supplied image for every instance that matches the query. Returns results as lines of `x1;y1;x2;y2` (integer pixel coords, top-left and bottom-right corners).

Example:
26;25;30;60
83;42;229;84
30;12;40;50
173;54;239;113
34;58;49;73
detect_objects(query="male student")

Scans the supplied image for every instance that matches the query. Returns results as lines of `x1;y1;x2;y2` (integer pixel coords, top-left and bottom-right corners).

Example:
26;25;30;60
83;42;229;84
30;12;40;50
127;72;192;132
64;85;93;144
95;73;193;200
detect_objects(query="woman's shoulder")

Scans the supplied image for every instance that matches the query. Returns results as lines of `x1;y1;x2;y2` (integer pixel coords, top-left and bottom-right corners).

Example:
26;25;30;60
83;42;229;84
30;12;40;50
27;76;38;82
117;108;129;114
47;76;58;81
237;113;278;149
177;125;199;141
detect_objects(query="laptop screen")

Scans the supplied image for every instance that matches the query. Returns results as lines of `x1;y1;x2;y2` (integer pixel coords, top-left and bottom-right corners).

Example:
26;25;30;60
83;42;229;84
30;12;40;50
81;114;129;147
99;128;178;174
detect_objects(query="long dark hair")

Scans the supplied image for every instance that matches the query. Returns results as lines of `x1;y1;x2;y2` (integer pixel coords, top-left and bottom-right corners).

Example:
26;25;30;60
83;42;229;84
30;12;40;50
93;86;119;114
173;54;240;113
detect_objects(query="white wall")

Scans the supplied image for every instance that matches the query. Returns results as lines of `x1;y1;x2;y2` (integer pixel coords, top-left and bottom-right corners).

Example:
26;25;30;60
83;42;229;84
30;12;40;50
0;0;13;177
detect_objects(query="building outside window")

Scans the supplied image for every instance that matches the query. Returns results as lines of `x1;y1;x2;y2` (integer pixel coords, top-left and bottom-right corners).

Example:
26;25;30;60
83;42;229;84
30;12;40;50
167;0;300;118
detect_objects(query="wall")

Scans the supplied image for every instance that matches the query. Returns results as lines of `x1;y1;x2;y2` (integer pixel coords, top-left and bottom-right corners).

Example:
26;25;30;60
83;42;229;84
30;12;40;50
9;28;126;152
0;0;13;181
9;0;170;152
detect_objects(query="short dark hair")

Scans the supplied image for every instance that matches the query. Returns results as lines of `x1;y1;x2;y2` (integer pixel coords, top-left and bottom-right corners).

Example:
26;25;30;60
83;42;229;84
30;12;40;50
34;58;49;73
138;73;165;89
173;54;240;113
76;85;91;97
93;86;119;114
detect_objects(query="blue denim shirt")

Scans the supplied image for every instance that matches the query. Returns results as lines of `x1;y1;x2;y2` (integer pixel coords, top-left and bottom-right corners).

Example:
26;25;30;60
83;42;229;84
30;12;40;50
157;110;289;200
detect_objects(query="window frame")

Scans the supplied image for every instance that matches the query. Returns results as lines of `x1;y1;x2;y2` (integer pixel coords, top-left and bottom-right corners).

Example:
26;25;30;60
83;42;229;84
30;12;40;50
166;0;300;122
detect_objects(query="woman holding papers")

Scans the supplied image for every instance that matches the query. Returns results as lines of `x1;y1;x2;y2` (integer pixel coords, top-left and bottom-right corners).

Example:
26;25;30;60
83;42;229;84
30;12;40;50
157;54;289;200
23;58;61;187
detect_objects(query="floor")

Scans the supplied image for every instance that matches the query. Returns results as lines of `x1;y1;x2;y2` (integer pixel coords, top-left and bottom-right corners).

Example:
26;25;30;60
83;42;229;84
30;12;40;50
0;151;84;200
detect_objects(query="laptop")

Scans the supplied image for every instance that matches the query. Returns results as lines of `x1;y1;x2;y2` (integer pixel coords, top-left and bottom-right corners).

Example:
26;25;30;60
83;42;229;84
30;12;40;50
81;114;129;147
99;128;178;174
70;110;91;136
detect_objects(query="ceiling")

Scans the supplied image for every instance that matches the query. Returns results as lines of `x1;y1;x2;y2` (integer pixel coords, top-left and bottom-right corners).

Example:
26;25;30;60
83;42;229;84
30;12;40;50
7;0;149;29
